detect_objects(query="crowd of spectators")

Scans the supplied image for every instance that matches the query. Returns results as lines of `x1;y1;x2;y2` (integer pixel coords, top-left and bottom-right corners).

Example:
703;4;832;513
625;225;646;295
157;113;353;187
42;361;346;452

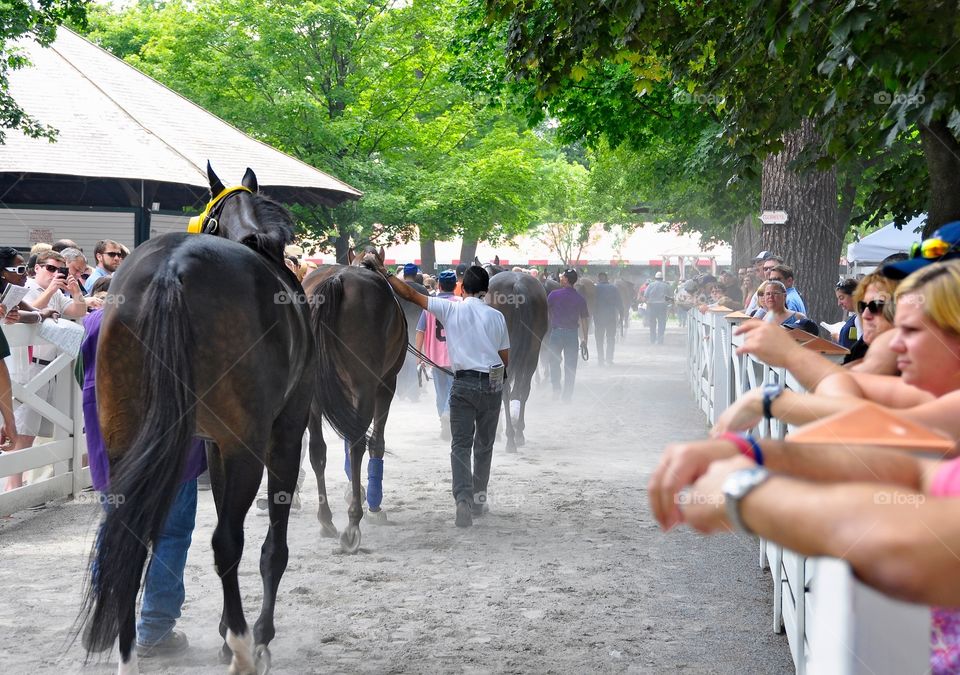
653;220;960;673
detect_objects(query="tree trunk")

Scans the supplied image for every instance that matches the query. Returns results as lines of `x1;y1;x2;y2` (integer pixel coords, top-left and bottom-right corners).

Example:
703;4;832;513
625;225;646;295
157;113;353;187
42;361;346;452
761;117;843;328
919;119;960;237
731;216;759;271
459;239;478;264
420;239;436;274
335;223;352;264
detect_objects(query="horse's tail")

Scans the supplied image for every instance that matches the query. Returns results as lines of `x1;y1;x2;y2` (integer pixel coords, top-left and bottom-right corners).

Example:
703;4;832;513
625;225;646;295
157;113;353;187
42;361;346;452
311;273;370;441
510;279;539;383
79;267;196;653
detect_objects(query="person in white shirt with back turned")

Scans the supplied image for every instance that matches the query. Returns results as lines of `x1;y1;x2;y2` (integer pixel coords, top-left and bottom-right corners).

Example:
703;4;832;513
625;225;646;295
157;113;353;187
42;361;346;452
368;256;509;528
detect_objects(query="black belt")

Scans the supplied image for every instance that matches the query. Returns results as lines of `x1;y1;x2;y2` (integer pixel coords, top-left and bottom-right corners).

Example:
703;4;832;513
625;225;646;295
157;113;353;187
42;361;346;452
31;358;52;366
455;369;490;379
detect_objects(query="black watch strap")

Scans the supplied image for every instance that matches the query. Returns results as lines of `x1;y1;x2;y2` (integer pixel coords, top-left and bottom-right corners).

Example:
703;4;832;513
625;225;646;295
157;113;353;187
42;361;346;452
762;384;784;420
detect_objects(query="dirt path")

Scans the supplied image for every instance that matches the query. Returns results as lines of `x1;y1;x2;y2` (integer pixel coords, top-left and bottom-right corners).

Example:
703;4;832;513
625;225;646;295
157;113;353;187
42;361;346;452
0;322;791;673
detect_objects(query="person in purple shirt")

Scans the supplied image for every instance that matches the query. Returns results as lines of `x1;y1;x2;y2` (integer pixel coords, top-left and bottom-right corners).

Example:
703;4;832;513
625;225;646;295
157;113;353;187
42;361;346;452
82;308;205;658
546;269;590;402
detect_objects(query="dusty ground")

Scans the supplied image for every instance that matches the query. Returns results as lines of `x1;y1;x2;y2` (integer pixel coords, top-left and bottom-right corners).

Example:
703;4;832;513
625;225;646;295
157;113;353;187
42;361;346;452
0;322;792;674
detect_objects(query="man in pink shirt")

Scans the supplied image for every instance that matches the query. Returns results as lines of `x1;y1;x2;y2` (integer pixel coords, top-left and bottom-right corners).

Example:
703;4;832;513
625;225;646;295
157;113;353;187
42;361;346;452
416;270;461;439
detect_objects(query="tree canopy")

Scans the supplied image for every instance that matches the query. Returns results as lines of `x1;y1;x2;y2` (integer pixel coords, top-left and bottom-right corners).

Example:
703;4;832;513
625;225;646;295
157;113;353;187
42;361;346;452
80;0;609;259
0;0;88;143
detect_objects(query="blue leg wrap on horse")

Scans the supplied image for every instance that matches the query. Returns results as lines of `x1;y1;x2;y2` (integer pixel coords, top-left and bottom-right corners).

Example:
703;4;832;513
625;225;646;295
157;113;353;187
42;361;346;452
367;457;384;510
343;438;351;478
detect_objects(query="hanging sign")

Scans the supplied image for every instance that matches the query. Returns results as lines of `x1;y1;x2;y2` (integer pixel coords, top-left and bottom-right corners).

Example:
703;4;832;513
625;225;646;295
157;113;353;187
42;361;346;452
759;210;789;225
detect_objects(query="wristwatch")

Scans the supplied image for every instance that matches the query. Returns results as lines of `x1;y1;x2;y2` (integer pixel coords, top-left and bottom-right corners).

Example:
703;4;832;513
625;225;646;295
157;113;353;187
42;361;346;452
722;467;771;535
762;382;785;420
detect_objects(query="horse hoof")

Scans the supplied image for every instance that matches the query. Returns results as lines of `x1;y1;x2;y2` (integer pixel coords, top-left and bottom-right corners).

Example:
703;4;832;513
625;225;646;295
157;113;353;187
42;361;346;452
367;509;388;525
339;525;362;553
318;519;339;538
219;642;233;665
255;644;272;675
505;444;517;454
344;484;366;506
516;433;525;447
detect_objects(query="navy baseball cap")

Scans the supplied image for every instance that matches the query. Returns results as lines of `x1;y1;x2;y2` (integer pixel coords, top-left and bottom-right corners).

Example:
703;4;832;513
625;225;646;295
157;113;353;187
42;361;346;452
438;269;457;282
881;221;960;279
402;263;419;276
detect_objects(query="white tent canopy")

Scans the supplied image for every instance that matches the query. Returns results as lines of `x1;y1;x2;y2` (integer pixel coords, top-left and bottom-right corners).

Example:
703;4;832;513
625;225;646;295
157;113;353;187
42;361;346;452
306;224;731;268
846;215;925;265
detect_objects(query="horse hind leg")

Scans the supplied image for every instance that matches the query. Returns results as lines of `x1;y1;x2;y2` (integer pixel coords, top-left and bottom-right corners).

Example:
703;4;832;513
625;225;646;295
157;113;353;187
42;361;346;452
365;384;394;526
502;380;517;454
306;412;337;538
340;436;367;554
253;417;304;673
212;450;264;675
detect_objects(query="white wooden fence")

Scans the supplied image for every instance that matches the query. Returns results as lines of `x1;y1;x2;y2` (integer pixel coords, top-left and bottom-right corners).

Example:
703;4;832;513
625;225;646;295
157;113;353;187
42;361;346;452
0;322;89;517
687;308;930;674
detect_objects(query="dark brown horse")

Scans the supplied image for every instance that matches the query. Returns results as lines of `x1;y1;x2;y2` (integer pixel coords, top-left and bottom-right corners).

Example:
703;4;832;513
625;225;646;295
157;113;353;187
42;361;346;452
474;259;549;452
302;246;406;553
80;165;314;674
614;277;637;335
487;270;548;451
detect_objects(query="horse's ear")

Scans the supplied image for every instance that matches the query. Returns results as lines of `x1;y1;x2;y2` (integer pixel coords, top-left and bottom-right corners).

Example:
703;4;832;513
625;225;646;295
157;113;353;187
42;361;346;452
494;255;500;265
207;161;225;197
473;256;481;266
241;167;259;192
378;246;385;262
347;248;355;264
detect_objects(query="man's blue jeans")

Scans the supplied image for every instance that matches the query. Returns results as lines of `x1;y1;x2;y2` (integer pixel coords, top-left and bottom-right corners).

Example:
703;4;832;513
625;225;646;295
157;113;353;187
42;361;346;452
137;479;198;644
449;376;502;505
548;327;580;400
648;303;668;343
433;367;454;417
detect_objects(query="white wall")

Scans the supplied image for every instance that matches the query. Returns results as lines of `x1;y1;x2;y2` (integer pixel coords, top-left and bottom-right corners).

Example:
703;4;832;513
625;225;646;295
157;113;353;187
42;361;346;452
0;208;134;254
0;208;191;255
149;213;191;238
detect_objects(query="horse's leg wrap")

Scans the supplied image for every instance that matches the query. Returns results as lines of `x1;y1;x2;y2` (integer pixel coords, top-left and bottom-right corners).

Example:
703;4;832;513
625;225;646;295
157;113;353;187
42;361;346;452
366;457;384;510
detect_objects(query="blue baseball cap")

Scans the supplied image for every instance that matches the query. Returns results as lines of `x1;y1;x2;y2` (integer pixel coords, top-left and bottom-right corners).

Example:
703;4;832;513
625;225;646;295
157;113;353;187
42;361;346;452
882;221;960;279
402;263;419;276
438;269;457;282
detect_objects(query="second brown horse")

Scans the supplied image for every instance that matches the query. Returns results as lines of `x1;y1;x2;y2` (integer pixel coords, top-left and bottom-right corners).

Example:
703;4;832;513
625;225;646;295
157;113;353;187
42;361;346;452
302;247;407;553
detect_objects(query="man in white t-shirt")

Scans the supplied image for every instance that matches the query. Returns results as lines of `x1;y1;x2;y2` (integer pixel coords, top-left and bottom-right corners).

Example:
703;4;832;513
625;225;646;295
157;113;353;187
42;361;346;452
5;250;86;490
370;256;509;528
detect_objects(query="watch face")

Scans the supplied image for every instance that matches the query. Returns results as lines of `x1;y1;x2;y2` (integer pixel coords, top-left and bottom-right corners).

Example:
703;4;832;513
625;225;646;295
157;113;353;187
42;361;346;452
727;467;767;498
723;467;770;535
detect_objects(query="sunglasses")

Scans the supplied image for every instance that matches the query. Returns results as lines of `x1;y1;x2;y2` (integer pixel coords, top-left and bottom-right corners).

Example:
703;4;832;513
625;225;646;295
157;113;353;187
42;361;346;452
41;263;68;276
3;265;26;275
858;300;886;315
910;237;960;260
103;251;124;259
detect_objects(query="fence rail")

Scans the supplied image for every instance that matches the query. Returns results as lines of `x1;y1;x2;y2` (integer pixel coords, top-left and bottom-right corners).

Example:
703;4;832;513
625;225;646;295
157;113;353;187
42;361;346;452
0;322;89;517
686;308;929;674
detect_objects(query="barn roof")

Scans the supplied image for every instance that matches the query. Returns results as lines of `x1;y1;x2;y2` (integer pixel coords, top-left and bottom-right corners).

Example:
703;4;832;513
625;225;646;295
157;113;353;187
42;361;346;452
0;28;360;209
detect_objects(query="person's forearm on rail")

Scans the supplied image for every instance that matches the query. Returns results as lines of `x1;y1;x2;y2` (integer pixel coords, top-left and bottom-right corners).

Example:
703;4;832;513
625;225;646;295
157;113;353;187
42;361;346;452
739;480;960;605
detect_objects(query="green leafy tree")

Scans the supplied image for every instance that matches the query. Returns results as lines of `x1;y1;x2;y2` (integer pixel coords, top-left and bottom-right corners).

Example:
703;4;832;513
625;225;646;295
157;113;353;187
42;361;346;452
0;0;88;143
83;0;587;264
